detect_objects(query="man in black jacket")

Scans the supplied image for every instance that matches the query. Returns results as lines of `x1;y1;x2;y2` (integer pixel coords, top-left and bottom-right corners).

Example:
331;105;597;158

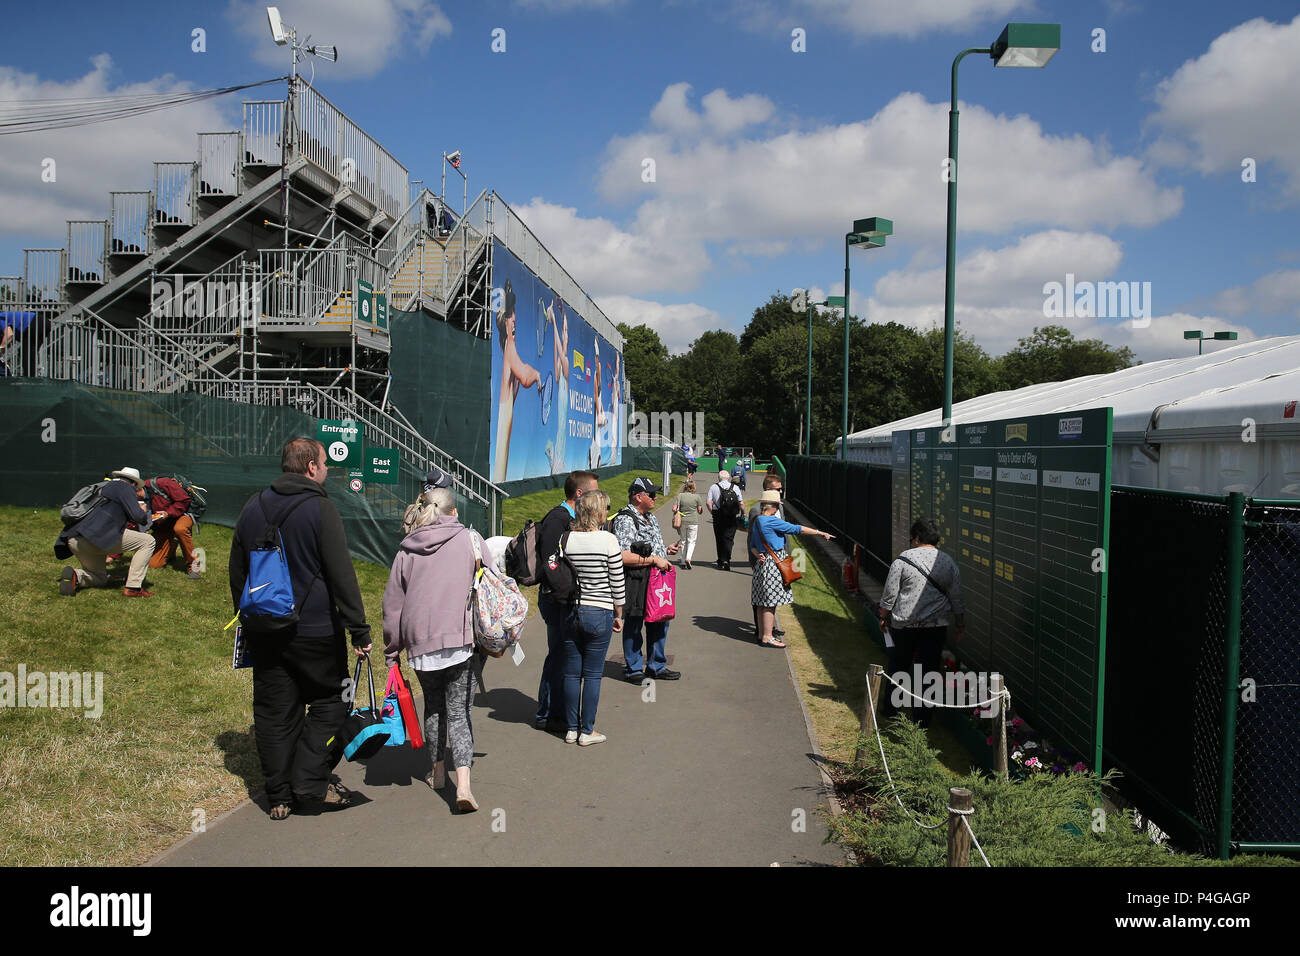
533;469;599;730
55;466;157;597
229;437;373;820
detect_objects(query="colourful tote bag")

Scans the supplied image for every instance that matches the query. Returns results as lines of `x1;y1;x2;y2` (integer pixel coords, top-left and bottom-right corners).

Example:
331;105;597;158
645;564;677;623
386;664;424;749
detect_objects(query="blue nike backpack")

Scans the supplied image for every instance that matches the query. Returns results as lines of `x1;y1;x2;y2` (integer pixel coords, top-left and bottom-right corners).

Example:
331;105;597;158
238;492;315;632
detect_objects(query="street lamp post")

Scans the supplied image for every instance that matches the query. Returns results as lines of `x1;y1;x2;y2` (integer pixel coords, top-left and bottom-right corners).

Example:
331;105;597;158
1184;330;1238;355
842;218;892;460
942;22;1060;427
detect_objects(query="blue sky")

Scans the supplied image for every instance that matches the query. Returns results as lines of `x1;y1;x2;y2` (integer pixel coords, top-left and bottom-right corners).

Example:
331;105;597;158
3;0;1299;360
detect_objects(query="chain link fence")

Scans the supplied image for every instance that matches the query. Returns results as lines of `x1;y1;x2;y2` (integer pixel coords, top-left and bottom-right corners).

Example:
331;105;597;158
1236;500;1300;853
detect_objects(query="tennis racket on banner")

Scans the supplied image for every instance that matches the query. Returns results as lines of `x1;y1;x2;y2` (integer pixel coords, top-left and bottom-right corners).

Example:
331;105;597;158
539;371;555;426
537;297;548;357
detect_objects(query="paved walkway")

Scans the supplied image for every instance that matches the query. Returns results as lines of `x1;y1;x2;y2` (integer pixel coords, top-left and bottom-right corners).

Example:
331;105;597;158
156;482;843;867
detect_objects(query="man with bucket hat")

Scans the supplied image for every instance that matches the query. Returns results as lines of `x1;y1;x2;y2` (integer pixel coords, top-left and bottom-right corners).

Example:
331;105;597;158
55;466;158;597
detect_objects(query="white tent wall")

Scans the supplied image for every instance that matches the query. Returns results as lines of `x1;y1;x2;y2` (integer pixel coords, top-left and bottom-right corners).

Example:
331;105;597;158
842;335;1300;499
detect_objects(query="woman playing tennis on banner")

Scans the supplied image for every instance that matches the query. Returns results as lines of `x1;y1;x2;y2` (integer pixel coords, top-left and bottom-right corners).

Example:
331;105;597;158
493;278;541;483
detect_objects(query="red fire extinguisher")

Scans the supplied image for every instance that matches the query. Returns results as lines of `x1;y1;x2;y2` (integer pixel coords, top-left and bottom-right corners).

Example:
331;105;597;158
843;558;858;592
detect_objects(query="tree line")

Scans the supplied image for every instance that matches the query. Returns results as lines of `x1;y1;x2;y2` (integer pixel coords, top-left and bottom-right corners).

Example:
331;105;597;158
618;292;1136;457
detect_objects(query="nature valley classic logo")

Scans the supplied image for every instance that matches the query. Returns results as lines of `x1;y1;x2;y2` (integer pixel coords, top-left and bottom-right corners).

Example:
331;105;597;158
572;350;585;381
1005;423;1029;443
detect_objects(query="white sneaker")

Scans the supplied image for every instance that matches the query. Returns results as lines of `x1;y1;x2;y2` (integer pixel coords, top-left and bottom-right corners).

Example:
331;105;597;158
564;730;578;744
578;731;606;747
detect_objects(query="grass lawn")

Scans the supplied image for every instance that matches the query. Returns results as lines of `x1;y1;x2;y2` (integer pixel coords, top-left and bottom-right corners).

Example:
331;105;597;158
0;468;682;866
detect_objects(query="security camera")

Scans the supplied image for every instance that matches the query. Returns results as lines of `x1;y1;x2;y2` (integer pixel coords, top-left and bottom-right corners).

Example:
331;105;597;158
446;150;461;165
267;6;288;45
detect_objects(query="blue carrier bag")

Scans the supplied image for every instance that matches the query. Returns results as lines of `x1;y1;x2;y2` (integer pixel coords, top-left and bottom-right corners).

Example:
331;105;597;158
238;492;316;632
344;657;391;761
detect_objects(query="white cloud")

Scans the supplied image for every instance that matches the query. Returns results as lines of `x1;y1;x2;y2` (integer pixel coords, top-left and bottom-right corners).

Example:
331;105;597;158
230;0;452;80
649;83;776;137
860;230;1261;361
597;294;731;353
873;231;1125;309
0;56;235;242
1148;14;1300;197
511;198;712;296
596;89;1181;277
1209;269;1300;319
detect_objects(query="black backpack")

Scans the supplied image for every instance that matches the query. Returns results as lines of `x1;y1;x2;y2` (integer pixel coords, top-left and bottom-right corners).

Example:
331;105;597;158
717;485;742;522
504;518;541;586
541;531;582;605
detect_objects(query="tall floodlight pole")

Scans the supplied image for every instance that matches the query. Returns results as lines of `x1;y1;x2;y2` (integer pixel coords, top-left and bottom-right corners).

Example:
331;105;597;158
942;22;1059;427
842;219;892;459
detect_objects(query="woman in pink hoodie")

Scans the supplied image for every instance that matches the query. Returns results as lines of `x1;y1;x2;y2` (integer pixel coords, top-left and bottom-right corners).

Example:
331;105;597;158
384;487;481;813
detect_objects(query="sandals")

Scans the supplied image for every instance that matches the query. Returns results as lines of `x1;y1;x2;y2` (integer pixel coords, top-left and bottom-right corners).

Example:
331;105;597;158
759;638;787;648
269;803;291;821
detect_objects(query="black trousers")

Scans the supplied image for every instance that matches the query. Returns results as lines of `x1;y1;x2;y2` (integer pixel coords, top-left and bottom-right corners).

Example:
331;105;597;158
883;626;947;728
713;517;737;566
251;629;349;804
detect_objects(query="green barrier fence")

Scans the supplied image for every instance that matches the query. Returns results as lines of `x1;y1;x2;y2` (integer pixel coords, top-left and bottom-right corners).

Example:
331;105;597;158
781;451;1299;858
0;379;486;568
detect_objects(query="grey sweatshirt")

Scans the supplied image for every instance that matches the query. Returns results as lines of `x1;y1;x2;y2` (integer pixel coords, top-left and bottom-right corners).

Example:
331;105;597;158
382;516;477;667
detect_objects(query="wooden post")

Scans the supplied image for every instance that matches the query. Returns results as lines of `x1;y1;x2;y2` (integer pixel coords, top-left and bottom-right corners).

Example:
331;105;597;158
991;672;1008;781
947;787;972;867
853;664;885;769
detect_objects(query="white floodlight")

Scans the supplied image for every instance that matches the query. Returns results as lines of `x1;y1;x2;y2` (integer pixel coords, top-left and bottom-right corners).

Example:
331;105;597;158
267;6;288;45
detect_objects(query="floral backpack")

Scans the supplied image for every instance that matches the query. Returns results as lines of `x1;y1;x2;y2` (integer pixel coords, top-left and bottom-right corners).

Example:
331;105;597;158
468;531;527;656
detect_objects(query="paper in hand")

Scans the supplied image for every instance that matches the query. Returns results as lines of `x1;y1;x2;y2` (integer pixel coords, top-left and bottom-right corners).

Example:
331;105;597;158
511;642;525;666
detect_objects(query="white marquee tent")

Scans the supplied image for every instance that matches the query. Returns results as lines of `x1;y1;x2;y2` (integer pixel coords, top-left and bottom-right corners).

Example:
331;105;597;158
839;334;1300;499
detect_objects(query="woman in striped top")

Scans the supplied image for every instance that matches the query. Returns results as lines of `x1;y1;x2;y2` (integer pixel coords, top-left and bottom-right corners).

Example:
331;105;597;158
560;490;626;746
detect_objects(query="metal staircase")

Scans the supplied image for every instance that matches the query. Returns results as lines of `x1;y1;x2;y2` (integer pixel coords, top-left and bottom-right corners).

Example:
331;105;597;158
1;77;508;526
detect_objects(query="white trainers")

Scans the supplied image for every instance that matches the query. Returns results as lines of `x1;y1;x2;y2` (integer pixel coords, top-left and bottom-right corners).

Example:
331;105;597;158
564;730;578;744
578;731;606;747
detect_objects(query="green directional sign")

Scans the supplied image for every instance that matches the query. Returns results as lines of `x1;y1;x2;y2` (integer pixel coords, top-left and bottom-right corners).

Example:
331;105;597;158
374;291;388;330
317;418;362;467
363;446;400;484
357;279;374;325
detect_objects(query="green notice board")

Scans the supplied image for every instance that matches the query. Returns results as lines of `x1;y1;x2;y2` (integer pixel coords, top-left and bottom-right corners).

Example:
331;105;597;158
317;418;361;467
357;279;374;324
363;446;400;484
899;407;1113;768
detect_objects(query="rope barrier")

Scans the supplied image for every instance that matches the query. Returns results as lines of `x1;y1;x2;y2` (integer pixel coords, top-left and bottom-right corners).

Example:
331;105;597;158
863;676;943;831
962;816;992;867
864;671;997;864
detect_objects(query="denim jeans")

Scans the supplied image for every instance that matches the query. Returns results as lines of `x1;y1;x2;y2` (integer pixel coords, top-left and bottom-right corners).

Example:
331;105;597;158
535;592;570;722
622;614;669;678
563;605;614;734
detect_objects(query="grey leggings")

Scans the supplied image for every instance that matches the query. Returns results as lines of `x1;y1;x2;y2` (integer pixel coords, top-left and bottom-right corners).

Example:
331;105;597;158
415;659;475;770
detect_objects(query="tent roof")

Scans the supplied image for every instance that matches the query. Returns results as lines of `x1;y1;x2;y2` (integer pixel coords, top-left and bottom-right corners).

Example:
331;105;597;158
845;334;1300;445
